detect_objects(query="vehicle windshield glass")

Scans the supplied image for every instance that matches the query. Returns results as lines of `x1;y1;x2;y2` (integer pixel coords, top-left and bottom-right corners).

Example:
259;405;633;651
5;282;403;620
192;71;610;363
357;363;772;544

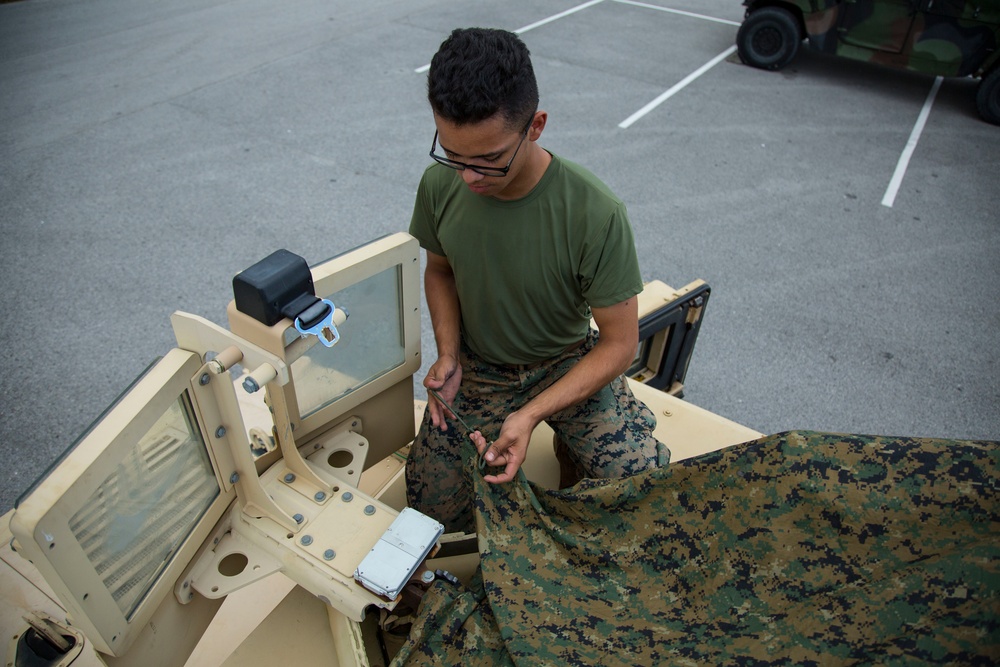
292;264;405;418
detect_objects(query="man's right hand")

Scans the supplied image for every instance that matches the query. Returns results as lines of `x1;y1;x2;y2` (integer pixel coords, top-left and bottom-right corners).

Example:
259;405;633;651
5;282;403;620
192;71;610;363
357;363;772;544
424;355;463;431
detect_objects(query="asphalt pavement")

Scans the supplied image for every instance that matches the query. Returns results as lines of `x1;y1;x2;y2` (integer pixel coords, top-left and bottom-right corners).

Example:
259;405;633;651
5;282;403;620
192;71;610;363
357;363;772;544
1;0;998;511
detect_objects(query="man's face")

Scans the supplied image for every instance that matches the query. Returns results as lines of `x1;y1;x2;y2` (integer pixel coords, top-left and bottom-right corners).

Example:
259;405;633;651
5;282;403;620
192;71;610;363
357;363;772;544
432;113;535;200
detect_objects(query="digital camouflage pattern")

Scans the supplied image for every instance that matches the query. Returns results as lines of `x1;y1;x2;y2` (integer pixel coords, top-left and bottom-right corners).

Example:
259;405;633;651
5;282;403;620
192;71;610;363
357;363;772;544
746;0;1000;76
393;430;999;666
406;329;663;535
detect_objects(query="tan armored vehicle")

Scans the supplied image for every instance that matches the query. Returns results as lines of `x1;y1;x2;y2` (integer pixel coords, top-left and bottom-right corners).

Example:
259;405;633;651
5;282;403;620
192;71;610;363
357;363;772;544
1;233;749;666
2;233;994;666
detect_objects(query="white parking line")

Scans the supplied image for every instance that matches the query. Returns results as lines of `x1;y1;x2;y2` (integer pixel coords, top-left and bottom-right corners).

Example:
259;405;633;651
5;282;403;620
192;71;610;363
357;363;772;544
881;76;943;208
415;0;607;73
610;0;741;26
619;45;736;128
516;0;606;33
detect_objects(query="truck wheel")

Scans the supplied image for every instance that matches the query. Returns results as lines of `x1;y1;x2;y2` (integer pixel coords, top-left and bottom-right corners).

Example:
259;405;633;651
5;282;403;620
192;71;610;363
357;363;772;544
976;69;1000;125
737;6;802;71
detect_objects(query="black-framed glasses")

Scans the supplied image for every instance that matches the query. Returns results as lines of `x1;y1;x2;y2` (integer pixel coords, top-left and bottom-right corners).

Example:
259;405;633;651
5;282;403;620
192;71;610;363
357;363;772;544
429;124;530;177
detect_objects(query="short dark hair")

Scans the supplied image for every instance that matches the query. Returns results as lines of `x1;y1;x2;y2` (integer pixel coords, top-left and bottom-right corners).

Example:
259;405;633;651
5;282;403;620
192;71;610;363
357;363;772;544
427;28;538;131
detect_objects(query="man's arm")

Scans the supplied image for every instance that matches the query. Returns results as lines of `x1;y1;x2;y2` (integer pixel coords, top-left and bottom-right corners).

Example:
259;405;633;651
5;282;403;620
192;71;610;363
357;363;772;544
423;251;464;430
477;296;639;483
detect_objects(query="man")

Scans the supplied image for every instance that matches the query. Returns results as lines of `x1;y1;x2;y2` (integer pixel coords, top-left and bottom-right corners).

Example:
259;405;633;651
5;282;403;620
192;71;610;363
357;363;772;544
407;27;663;534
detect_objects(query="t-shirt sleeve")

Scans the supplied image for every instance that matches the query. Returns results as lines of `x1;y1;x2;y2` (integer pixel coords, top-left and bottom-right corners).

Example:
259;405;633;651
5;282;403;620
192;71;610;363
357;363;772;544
408;167;445;257
580;201;644;309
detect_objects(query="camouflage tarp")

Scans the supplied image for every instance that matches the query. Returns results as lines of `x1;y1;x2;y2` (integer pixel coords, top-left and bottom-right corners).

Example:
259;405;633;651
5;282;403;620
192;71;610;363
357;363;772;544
393;431;999;666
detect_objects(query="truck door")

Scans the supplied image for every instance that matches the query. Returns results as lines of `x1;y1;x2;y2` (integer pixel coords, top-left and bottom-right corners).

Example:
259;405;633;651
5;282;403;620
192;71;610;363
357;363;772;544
838;0;919;53
921;0;999;22
916;0;1000;76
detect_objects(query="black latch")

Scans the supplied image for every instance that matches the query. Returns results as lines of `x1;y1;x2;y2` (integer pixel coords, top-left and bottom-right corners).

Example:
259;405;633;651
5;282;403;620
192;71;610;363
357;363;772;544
233;249;323;326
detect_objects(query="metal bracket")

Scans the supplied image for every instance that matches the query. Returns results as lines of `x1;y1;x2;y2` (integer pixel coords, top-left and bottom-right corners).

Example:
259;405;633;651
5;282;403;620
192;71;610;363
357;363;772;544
183;531;284;601
304;416;368;488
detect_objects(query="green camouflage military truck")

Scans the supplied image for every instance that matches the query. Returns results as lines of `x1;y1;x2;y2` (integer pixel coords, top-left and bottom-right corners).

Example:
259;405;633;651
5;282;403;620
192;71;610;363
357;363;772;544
736;0;1000;124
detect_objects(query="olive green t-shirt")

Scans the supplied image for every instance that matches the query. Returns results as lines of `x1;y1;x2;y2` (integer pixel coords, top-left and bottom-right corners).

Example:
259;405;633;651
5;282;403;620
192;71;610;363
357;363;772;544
408;154;643;366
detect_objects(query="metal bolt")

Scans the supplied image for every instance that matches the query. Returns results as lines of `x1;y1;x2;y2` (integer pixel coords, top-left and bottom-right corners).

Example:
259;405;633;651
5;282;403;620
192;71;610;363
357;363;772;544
293;513;304;524
243;377;260;393
215;426;227;438
300;535;313;546
421;570;435;584
314;491;327;502
229;472;239;484
284;473;296;483
364;505;375;516
199;373;211;386
323;549;336;561
342;492;353;502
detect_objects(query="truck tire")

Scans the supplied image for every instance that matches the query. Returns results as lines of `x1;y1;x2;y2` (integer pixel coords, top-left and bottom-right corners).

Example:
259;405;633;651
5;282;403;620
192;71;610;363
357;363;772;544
976;68;1000;125
737;6;802;71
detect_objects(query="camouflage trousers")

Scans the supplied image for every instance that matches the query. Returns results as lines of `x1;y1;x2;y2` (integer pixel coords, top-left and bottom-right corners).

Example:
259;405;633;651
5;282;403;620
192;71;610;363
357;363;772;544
406;329;664;534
